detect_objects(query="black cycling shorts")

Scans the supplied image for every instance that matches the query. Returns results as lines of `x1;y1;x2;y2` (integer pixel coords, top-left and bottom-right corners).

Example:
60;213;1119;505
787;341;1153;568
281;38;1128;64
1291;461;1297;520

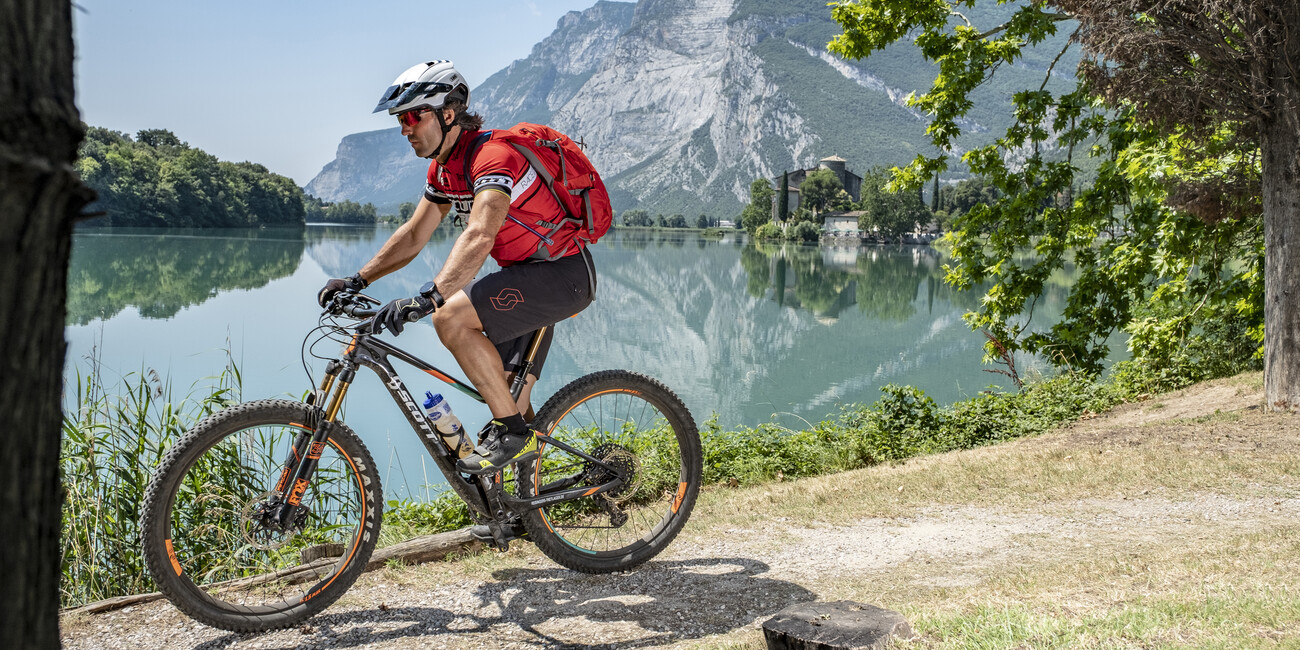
468;248;595;378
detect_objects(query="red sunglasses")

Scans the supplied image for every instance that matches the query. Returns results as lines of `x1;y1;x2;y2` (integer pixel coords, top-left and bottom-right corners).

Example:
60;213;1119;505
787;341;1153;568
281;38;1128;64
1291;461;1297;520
397;108;431;128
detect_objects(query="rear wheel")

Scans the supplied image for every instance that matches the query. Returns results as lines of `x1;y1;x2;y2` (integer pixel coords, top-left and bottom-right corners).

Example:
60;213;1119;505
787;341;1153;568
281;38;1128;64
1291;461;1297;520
518;370;701;573
140;399;381;632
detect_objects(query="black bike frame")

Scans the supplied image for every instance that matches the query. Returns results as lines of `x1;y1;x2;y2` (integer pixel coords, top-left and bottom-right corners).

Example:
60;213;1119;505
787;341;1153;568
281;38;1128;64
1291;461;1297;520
295;323;629;521
337;332;493;515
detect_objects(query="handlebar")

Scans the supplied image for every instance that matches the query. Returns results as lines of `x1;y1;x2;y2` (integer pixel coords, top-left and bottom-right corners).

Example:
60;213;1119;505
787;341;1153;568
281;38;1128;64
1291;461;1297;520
328;292;379;319
326;291;430;332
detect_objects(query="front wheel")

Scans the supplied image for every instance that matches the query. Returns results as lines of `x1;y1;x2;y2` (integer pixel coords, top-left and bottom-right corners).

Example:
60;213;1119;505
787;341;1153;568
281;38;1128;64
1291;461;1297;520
140;399;382;632
518;370;701;573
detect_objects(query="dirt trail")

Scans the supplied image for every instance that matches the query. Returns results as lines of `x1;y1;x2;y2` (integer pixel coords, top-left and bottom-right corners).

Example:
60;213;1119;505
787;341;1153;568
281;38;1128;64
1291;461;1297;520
61;374;1298;649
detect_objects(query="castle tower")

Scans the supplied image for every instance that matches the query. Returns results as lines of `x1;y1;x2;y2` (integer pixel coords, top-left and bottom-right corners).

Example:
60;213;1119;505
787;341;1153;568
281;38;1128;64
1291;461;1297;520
819;155;847;180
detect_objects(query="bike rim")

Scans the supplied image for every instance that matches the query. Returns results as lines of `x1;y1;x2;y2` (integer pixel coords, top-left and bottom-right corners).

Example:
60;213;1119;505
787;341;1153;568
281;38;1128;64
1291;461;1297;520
532;388;689;557
162;423;368;614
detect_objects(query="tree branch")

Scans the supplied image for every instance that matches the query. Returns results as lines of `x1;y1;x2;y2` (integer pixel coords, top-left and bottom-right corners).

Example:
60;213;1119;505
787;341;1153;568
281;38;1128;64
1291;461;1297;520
1040;27;1081;92
978;12;1072;40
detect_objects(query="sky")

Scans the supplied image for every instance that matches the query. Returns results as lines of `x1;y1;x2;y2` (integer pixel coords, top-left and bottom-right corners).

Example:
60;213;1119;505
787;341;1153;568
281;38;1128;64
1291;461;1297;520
73;0;601;185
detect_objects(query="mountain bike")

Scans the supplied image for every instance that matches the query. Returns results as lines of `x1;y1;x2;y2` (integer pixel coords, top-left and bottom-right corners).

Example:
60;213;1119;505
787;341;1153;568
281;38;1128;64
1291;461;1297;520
139;291;701;632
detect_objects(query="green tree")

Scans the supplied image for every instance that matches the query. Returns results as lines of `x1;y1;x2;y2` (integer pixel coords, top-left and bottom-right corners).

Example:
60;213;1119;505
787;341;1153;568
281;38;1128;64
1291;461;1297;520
799;168;844;215
831;0;1295;407
621;209;652;227
778;171;789;222
76;126;307;228
136;128;182;148
695;214;710;229
787;220;821;243
398;201;416;222
740;178;774;233
830;188;854;212
666;213;687;228
754;221;782;240
320;200;378;224
858;168;930;241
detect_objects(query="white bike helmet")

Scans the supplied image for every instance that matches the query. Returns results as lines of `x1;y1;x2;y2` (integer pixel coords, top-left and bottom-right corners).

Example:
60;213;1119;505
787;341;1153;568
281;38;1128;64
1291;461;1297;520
373;60;470;116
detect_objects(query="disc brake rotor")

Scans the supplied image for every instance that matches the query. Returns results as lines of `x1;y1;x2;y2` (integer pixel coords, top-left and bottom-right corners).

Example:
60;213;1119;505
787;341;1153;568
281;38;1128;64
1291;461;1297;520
240;491;303;551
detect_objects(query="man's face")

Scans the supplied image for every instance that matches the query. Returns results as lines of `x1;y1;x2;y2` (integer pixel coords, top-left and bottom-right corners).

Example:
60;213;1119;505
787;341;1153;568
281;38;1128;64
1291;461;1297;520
399;106;454;158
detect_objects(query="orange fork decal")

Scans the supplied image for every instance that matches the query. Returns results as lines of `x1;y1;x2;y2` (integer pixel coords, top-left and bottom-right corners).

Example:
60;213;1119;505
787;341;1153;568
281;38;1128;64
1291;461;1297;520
288;478;310;506
274;468;292;494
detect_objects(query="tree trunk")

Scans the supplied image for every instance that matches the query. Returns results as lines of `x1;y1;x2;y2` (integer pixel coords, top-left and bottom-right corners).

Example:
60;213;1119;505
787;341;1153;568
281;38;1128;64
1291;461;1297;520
0;0;90;646
1261;43;1300;412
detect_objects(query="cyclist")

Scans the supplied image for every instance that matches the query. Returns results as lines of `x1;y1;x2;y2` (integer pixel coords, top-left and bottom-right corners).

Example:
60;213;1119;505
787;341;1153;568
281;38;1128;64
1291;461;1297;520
318;60;599;476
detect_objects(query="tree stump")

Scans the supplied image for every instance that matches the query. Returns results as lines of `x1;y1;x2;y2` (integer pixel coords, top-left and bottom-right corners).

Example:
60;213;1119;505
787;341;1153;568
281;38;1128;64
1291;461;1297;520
762;600;914;650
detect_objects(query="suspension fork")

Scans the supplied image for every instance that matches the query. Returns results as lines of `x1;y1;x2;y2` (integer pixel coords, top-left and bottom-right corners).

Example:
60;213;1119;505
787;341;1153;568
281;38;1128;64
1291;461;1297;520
270;358;356;529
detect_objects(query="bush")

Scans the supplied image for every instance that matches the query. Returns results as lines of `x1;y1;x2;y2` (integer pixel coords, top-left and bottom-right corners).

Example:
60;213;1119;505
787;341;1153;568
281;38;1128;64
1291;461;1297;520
786;220;821;243
754;222;782;240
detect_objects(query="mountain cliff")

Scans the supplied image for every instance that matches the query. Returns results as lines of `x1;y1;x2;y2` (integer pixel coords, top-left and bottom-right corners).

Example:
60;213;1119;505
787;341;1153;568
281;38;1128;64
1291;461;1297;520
306;0;1074;216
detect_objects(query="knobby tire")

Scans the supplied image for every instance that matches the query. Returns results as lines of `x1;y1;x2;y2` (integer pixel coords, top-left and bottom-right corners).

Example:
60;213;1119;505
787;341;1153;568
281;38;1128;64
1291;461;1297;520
140;399;382;632
518;370;701;573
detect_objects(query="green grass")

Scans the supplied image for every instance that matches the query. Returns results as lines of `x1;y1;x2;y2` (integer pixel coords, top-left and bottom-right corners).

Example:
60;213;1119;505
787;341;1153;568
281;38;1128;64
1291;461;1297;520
60;353;240;607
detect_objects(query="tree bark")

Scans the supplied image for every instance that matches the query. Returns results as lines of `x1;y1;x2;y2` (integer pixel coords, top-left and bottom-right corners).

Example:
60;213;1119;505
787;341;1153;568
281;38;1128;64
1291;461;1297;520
0;0;90;646
1261;16;1300;412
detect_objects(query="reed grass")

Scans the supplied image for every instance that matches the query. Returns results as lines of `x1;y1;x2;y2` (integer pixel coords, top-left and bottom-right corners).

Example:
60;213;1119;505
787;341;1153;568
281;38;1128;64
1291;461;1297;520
60;350;240;607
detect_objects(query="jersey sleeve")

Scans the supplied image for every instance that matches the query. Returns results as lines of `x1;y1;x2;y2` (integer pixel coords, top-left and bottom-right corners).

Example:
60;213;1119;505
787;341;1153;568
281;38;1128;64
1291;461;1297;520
469;139;530;199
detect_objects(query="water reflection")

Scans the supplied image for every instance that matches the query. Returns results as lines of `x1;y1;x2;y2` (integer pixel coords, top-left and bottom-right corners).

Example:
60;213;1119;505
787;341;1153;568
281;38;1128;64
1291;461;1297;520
66;227;305;325
739;242;984;323
65;227;1082;497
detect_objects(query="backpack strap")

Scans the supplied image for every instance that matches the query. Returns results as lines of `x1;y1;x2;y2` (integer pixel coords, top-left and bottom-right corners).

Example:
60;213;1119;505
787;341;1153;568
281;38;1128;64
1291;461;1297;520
506;142;584;228
462;129;589;262
460;130;494;193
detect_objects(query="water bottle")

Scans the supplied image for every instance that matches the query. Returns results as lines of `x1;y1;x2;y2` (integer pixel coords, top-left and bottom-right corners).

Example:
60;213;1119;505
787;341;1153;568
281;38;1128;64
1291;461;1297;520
424;392;473;458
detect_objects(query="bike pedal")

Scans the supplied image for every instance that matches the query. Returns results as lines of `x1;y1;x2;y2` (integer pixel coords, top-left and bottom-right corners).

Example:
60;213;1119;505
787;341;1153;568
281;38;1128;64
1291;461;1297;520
470;522;527;546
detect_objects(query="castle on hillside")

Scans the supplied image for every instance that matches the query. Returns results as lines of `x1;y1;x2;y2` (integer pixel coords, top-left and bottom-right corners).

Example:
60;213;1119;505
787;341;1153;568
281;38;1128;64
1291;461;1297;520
772;156;863;220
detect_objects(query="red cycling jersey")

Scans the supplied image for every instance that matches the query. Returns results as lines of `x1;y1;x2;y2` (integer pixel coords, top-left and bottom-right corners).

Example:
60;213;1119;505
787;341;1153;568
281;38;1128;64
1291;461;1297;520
424;129;577;265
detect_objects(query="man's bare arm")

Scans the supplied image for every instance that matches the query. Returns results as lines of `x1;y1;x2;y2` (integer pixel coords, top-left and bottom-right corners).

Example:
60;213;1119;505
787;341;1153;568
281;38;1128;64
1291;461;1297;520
434;190;510;296
358;197;449;282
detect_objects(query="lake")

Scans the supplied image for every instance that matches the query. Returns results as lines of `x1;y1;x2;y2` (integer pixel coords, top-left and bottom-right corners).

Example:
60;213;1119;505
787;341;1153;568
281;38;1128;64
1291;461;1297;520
64;225;1070;497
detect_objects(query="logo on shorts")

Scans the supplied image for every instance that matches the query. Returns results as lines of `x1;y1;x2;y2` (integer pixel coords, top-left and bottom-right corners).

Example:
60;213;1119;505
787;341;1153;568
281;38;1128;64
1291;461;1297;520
491;288;525;311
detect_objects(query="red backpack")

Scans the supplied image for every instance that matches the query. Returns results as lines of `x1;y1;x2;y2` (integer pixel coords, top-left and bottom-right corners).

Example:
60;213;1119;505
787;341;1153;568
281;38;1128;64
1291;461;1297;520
464;123;612;261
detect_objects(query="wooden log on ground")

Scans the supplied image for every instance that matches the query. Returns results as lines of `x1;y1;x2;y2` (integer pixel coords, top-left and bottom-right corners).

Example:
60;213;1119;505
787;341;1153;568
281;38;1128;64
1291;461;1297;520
763;600;914;650
63;527;483;616
364;527;482;570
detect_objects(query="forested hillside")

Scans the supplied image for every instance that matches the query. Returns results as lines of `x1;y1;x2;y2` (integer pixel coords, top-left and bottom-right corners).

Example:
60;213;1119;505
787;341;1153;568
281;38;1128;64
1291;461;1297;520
76;127;307;227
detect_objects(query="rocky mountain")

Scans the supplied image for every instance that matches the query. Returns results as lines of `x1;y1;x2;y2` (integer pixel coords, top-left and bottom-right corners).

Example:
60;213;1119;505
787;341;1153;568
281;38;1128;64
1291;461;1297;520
306;0;1074;216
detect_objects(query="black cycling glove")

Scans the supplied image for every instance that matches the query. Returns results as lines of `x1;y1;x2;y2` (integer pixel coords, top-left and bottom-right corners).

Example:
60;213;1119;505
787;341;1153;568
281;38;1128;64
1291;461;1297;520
371;294;436;336
318;273;368;308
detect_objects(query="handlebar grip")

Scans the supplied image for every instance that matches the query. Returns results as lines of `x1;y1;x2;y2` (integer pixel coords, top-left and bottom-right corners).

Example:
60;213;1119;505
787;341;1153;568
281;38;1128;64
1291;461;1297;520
341;304;377;318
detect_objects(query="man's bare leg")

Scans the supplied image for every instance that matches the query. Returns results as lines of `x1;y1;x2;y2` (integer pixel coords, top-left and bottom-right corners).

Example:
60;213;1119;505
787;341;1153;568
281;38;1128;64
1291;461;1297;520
434;291;542;474
432;291;518;419
506;371;538;421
